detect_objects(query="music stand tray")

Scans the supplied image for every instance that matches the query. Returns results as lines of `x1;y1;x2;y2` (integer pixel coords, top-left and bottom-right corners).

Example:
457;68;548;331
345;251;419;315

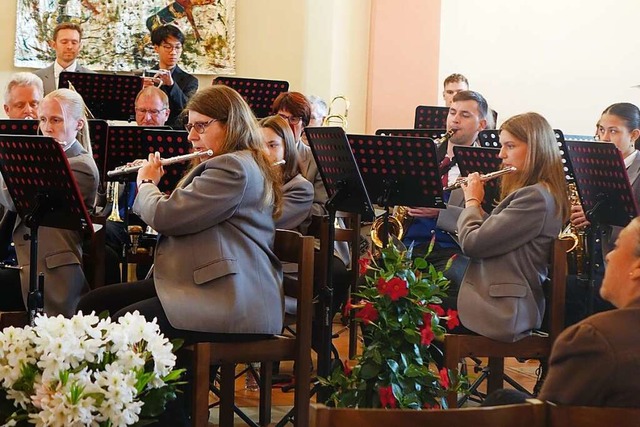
0;135;94;305
376;128;448;139
414;105;449;129
453;146;502;213
213;76;289;119
59;72;143;121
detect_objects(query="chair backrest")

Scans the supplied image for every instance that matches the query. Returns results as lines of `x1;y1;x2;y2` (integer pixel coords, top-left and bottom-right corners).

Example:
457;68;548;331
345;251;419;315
311;400;547;427
548;403;640;427
545;238;571;341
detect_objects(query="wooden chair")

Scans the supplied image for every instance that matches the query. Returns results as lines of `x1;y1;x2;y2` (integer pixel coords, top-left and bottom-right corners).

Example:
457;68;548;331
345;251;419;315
310;211;361;359
444;238;571;408
188;229;315;427
310;399;547;427
548;403;640;427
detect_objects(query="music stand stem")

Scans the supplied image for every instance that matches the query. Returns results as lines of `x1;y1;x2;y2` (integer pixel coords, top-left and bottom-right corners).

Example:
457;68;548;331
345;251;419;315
24;193;51;325
119;180;132;283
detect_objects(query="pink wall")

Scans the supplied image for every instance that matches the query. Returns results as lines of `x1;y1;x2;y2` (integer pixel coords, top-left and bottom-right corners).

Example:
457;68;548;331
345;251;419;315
366;0;441;133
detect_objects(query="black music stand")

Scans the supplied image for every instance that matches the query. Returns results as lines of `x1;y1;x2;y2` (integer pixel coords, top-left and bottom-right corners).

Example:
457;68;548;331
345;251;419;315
565;140;638;314
414;105;449;129
453;146;502;213
212;76;289;119
375;128;448;139
0;135;93;323
0;119;39;135
140;129;192;194
88;119;109;187
59;72;143;121
305;127;374;402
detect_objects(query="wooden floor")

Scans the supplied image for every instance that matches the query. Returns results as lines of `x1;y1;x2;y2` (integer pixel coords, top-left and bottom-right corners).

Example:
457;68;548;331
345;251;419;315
205;321;540;426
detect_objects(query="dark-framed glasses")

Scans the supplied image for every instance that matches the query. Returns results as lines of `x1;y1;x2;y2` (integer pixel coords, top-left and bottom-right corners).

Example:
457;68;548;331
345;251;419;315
278;113;302;125
185;119;217;134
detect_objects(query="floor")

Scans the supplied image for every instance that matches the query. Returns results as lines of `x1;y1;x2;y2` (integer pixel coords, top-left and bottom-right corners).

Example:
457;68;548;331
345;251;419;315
204;321;540;426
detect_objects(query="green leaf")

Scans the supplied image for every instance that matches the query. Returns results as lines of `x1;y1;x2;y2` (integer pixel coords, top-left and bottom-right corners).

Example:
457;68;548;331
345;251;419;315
413;257;428;270
386;359;399;374
359;361;380;380
138;386;178;418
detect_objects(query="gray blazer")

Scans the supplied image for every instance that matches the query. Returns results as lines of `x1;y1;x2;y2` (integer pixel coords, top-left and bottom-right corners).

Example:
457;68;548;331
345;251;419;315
133;151;284;334
34;63;93;95
0;141;99;316
277;173;313;230
455;184;563;342
539;297;640;407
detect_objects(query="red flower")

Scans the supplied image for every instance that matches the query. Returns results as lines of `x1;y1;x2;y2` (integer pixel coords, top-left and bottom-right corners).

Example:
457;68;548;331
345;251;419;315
427;233;436;256
444;253;458;271
427;304;445;316
358;257;371;275
377;277;408;301
343;359;352;376
355;302;379;324
422;312;432;327
378;385;397;408
420;324;435;346
438;367;450;389
423;402;441;410
446;309;460;330
342;300;354;318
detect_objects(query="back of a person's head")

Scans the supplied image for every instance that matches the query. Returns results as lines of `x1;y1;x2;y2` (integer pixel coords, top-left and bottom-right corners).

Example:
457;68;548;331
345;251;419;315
187;85;260;155
271;92;312;126
4;72;44;105
150;24;185;45
307;95;328;119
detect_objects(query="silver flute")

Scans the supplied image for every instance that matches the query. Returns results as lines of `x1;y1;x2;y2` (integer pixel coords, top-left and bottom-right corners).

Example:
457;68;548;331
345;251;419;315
106;150;214;178
444;166;517;191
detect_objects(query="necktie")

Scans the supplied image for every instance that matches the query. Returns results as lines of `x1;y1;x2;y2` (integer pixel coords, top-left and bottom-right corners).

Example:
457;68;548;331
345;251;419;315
439;156;453;187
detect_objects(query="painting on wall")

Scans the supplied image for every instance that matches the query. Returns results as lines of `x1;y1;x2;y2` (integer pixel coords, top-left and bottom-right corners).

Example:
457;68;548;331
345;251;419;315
14;0;236;75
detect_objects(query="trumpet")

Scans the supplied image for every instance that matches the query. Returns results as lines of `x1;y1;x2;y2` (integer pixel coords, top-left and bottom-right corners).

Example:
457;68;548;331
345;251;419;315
107;150;214;178
444;166;517;191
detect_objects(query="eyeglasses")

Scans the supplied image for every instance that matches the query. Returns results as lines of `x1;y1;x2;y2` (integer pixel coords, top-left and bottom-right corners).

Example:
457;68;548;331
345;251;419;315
278;114;302;125
185;119;217;134
160;43;183;52
135;108;167;116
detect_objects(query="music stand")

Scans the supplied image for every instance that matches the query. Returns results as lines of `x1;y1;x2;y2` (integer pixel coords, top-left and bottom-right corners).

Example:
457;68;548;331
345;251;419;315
0;119;39;135
0;135;94;323
305;127;374;401
375;128;448;139
212;76;289;119
453;146;502;213
88;119;109;185
59;72;143;121
565;140;638;314
140;129;192;194
414;105;449;129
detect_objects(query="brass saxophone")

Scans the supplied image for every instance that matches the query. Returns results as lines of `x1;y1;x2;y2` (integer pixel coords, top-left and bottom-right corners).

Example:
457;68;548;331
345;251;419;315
370;130;457;248
559;182;588;275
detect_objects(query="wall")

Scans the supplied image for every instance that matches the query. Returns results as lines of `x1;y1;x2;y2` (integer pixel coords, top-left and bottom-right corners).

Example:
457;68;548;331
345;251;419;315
439;0;640;135
367;0;441;133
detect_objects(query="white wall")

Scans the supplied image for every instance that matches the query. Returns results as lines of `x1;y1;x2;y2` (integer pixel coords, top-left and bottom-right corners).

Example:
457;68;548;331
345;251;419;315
439;0;640;135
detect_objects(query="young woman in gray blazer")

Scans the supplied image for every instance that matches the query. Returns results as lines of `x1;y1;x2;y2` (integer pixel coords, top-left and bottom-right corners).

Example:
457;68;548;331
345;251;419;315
77;85;284;342
259;115;313;231
451;112;570;342
0;89;99;316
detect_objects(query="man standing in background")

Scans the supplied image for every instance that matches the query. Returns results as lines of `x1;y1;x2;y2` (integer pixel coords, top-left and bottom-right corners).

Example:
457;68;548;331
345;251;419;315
442;73;469;107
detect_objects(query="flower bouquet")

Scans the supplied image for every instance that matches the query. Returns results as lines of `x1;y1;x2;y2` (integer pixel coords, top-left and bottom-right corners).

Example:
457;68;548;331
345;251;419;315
321;238;468;409
0;311;183;427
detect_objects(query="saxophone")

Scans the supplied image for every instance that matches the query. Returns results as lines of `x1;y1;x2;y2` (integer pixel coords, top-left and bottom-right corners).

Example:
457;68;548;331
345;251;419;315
559;182;588;275
370;130;457;248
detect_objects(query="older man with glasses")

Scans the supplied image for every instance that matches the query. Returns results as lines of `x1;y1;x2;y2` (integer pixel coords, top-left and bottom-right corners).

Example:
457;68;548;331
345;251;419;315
144;24;198;128
134;86;170;126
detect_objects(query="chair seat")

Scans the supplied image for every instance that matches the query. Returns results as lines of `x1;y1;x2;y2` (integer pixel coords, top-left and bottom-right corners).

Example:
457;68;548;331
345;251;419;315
445;334;551;359
205;336;298;364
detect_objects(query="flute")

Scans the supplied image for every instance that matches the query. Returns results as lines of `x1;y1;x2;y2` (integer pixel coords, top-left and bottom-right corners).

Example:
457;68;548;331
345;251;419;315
444;166;517;191
106;150;214;178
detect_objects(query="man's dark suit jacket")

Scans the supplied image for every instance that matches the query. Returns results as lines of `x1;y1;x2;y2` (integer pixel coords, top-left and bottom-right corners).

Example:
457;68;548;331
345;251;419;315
153;63;198;128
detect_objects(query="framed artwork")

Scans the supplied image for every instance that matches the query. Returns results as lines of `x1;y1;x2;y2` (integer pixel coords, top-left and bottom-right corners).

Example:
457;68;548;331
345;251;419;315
14;0;236;75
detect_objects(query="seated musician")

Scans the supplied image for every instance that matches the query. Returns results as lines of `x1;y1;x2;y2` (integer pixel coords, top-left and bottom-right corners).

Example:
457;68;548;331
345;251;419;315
3;72;43;120
259;115;313;230
568;102;640;322
77;85;283;424
0;89;99;317
103;86;171;284
539;217;640;407
403;90;489;302
439;112;569;342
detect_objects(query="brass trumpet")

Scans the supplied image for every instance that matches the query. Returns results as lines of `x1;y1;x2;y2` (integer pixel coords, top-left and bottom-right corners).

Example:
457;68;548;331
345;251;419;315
444;166;517;191
106;150;214;178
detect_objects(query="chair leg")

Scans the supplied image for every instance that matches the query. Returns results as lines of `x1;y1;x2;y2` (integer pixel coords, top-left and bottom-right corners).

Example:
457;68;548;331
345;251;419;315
219;363;236;427
443;339;460;408
259;362;273;426
487;357;505;394
191;344;211;427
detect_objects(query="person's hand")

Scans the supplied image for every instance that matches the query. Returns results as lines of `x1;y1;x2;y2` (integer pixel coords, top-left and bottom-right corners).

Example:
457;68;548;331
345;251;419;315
406;207;440;218
155;69;174;87
570;204;590;229
141;77;158;88
136;152;164;186
461;172;485;205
